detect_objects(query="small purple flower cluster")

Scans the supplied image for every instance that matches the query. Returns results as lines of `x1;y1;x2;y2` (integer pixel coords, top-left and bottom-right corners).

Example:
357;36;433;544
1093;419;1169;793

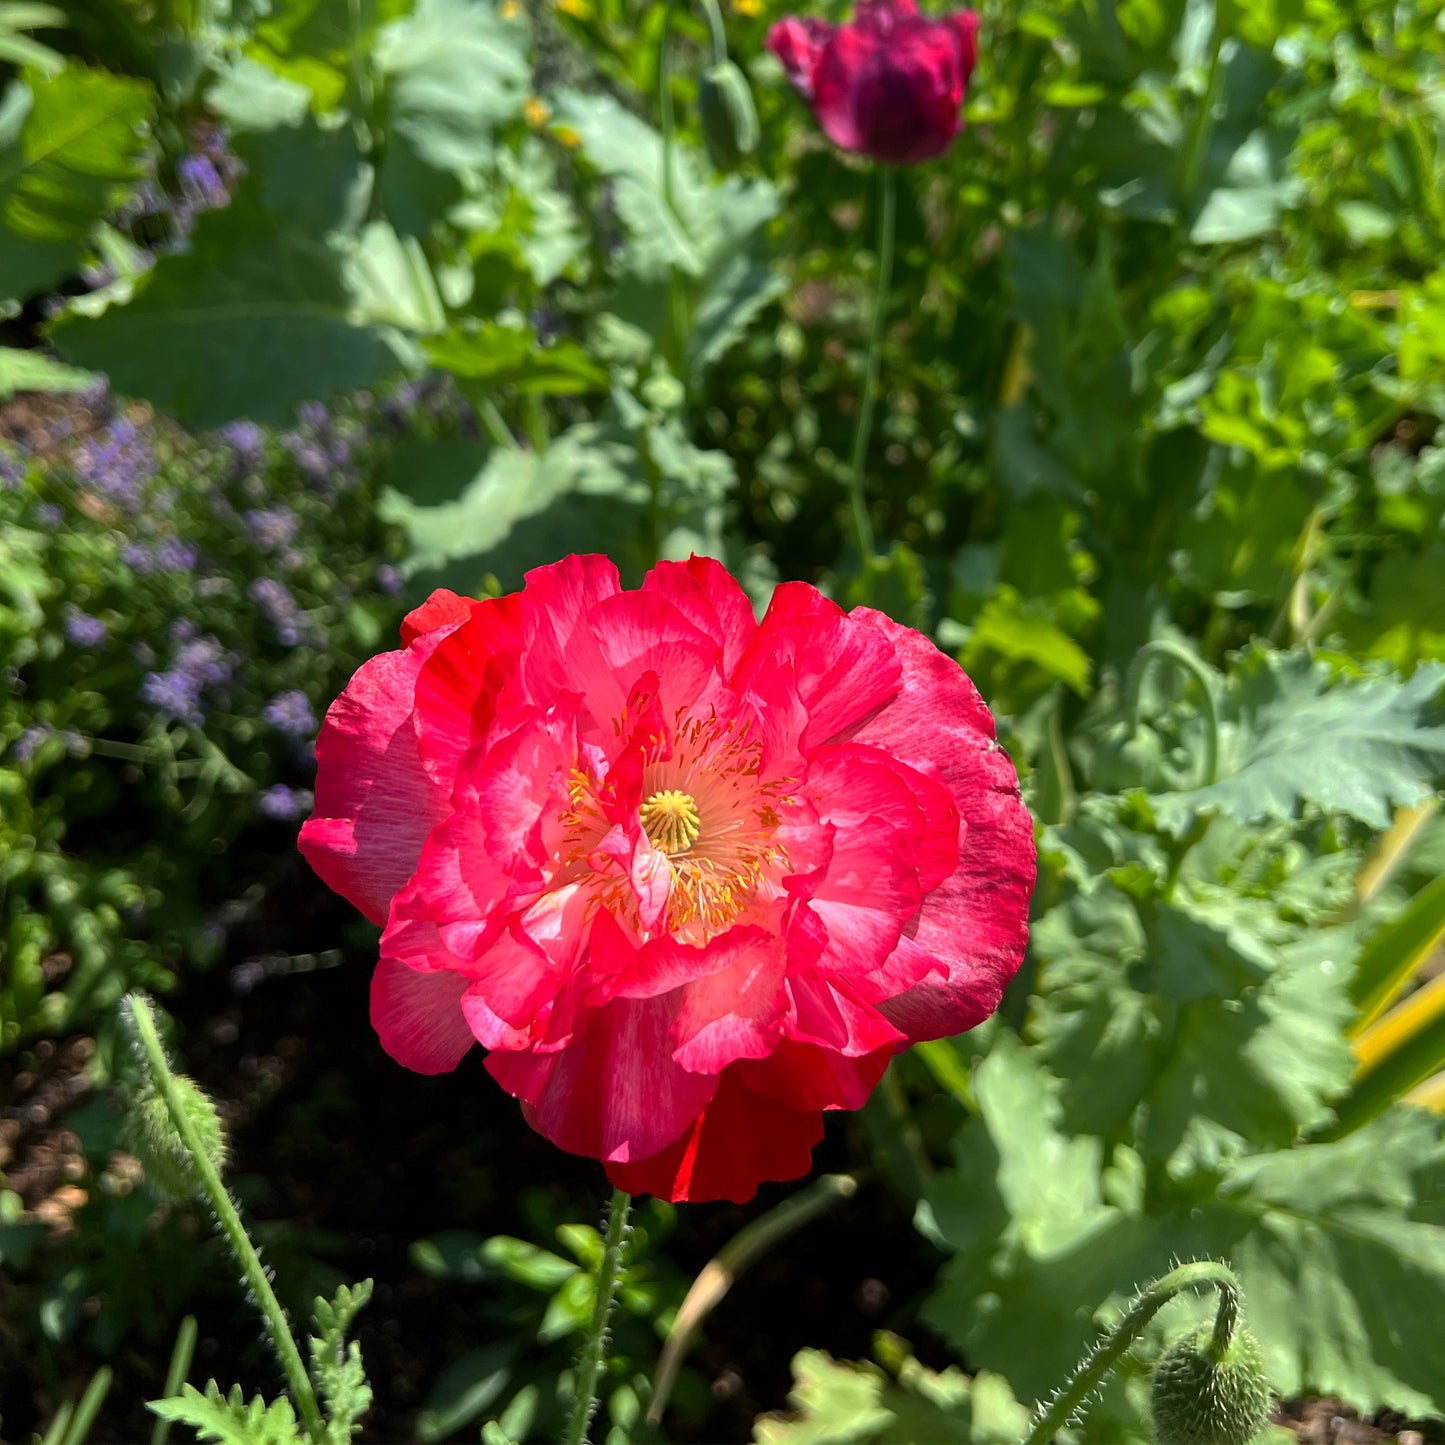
73;417;158;513
248;577;319;647
221;420;266;475
282;404;358;492
63;607;109;649
257;783;313;822
261;689;317;739
1;448;23;489
121;537;200;575
140;634;235;726
243;506;300;554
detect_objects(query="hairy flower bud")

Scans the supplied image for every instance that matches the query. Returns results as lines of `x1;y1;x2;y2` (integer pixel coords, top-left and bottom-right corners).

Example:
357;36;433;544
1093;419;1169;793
125;1076;228;1201
1150;1324;1272;1445
698;61;760;171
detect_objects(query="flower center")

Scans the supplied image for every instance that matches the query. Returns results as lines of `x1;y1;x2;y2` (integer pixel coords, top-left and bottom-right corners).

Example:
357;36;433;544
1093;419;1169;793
639;788;701;856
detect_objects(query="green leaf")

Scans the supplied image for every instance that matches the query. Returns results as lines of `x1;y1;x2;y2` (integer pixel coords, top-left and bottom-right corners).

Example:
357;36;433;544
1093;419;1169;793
415;1342;519;1443
51;121;404;425
923;1068;1445;1421
380;424;652;595
754;1350;1028;1445
0;345;96;397
309;1279;373;1443
0;66;153;304
148;1382;303;1445
426;321;608;395
372;0;530;235
1151;649;1445;831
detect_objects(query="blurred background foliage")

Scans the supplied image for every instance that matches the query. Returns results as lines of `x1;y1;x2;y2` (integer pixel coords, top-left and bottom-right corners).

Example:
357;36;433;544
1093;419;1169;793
3;0;1445;1440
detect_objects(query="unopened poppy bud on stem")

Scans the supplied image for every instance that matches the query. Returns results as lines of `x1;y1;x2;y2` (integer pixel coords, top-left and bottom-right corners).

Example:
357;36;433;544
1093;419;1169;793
699;60;760;171
1151;1324;1272;1445
126;1074;228;1202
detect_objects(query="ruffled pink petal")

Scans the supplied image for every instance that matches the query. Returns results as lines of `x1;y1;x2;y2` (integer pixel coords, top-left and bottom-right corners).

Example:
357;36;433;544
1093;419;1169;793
784;960;904;1056
370;956;475;1074
668;931;789;1073
410;593;525;782
487;993;719;1163
806;742;961;894
605;1067;824;1203
736;583;901;749
458;705;578;885
518;554;627;725
766;15;834;98
300;627;459;925
846;608;1034;1041
400;589;477;647
589;588;724;721
643;556;759;679
735;1037;893;1111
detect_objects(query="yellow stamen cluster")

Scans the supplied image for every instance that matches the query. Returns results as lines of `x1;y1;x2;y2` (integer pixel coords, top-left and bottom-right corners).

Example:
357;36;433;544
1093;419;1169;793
640;789;702;856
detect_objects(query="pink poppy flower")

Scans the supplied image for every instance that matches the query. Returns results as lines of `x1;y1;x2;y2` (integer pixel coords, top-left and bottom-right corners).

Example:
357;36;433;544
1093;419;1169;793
301;556;1034;1203
767;0;980;165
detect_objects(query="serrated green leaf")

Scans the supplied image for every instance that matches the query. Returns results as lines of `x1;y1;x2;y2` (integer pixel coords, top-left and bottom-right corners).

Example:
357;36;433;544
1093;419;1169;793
149;1382;303;1445
309;1279;373;1443
1151;649;1445;831
753;1348;1029;1444
0;66;153;304
923;1088;1445;1422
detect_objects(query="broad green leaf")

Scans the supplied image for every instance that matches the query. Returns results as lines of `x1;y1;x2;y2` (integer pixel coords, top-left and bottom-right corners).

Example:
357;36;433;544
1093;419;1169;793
0;67;152;303
1151;649;1445;831
379;424;650;594
426;321;608;394
149;1382;302;1445
923;1069;1445;1421
373;0;530;235
0;345;95;397
51;121;403;425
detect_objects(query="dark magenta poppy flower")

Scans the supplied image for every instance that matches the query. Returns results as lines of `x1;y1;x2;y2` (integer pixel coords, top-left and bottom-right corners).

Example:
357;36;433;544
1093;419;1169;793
768;0;979;165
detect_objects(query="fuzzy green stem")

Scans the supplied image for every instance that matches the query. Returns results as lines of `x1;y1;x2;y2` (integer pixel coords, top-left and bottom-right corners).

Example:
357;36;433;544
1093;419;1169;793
125;995;326;1445
1020;1260;1243;1445
562;1187;632;1445
846;166;896;574
1123;639;1221;789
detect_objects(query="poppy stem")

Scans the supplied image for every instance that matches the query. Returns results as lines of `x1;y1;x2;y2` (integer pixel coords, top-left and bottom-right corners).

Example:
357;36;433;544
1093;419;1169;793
1020;1260;1244;1445
563;1186;633;1445
846;164;896;578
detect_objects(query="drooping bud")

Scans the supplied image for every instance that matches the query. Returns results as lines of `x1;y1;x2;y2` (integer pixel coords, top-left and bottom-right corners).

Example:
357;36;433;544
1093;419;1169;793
125;1075;228;1202
698;61;759;172
1150;1323;1272;1445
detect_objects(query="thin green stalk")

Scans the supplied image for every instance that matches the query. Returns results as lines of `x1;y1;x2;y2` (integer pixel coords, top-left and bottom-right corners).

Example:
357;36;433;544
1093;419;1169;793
1123;639;1221;789
1177;24;1226;202
61;1368;112;1445
1021;1260;1243;1445
151;1316;198;1445
125;996;326;1445
563;1187;632;1445
845;166;896;573
649;1174;859;1425
657;0;689;375
696;0;729;62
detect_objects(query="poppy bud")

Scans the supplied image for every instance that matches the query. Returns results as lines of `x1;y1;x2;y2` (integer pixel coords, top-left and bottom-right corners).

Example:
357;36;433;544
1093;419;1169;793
125;1075;228;1202
1150;1324;1272;1445
698;61;760;172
